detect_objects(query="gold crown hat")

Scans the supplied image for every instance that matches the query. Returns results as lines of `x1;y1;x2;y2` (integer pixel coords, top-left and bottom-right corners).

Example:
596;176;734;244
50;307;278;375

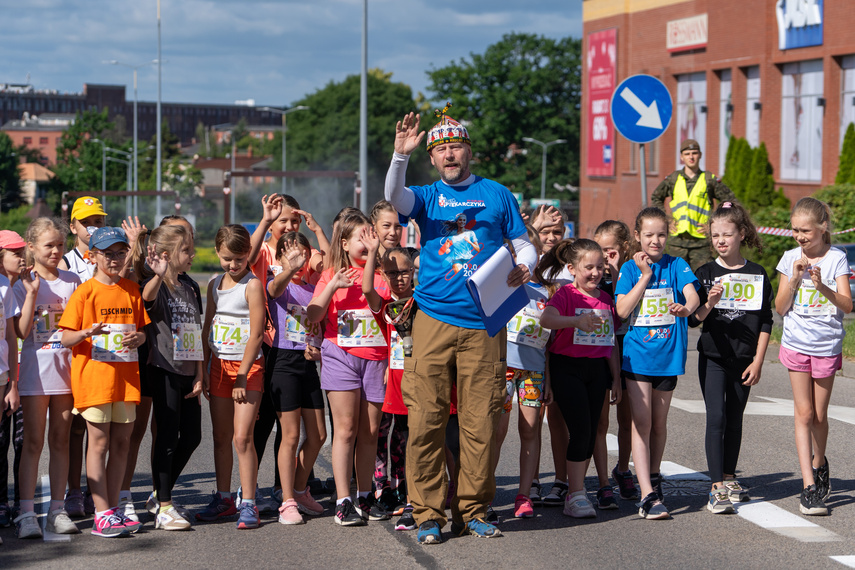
426;102;470;151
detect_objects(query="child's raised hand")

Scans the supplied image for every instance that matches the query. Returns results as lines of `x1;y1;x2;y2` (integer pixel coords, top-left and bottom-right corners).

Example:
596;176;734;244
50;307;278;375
330;267;357;290
281;241;307;273
793;255;810;278
20;266;40;296
261;194;284;223
668;302;691;318
146;244;169;277
532;205;562;231
294;209;320;233
359;226;380;254
575;312;603;333
808;265;823;288
707;281;724;307
121;216;148;246
633;251;652;275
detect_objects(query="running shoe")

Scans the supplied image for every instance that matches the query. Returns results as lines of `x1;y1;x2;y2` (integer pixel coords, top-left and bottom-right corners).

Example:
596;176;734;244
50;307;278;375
814;457;831;501
612;465;640;500
800;485;829;516
293;486;324;516
391;485;408;516
485;504;500;525
451;517;502;538
236;502;260;529
64;488;86;518
416;520;443;544
334;499;365;527
395;505;417;531
118;498;140;524
514;494;534;518
356;494;389;521
83;490;95;516
156;506;192;530
564;491;596;518
46;509;81;534
91;509;129;538
237;486;278;516
529;481;543;506
376;486;400;513
723;480;751;503
638;492;669;520
117;509;143;533
196;491;237;522
0;502;10;527
145;492;159;515
543;481;569;505
596;486;619;510
278;499;304;525
171;499;194;522
651;473;665;503
707;489;735;514
14;511;43;539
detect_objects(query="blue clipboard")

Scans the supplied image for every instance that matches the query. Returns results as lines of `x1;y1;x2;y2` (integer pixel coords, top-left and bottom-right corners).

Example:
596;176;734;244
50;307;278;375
465;246;529;337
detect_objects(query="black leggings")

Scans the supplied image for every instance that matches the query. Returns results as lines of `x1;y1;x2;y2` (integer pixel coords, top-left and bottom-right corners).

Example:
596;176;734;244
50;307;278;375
150;367;202;502
550;354;610;462
699;354;751;482
0;407;23;504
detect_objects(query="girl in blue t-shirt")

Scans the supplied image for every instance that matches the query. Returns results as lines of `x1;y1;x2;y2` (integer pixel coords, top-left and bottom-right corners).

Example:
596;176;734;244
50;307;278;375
615;207;700;520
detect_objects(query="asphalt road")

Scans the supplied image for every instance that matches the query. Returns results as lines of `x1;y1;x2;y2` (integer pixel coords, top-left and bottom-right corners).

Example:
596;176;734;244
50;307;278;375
6;329;855;569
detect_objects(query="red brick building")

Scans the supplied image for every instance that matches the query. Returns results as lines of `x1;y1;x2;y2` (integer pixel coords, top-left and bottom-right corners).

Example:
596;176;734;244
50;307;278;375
579;0;853;237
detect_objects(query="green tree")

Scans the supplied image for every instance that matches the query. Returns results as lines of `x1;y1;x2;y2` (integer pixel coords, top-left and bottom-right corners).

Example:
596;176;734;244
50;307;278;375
425;33;582;196
836;123;855;184
722;136;753;203
0;132;22;211
744;142;789;210
138;121;181;191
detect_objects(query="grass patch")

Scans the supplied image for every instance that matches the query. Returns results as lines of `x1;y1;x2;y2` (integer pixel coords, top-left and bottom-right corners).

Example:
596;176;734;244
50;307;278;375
192;246;220;273
770;324;782;345
771;320;855;359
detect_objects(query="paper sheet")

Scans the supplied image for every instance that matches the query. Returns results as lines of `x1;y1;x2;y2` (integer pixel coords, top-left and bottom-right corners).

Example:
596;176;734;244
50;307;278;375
468;246;515;317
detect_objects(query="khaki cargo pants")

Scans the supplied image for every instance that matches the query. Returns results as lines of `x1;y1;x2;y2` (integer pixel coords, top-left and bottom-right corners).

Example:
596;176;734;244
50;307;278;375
402;310;506;528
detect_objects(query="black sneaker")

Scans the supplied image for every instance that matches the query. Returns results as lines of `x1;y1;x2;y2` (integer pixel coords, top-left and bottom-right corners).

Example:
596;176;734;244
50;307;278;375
799;485;829;516
543;481;569;505
395;506;417;531
376;487;400;514
596;486;619;510
485;504;500;525
612;465;640;500
651;473;664;503
638;492;669;520
814;457;831;501
356;495;389;521
334;499;366;526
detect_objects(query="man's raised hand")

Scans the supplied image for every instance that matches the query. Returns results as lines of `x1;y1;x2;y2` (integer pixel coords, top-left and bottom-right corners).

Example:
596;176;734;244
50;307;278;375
394;112;425;156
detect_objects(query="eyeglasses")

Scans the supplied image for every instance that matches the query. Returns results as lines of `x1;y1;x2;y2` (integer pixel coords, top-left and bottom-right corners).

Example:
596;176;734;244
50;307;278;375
384;269;412;278
96;249;128;261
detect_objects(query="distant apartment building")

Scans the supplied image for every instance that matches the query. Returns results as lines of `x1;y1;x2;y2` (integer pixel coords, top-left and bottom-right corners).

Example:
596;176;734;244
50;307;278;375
1;112;75;165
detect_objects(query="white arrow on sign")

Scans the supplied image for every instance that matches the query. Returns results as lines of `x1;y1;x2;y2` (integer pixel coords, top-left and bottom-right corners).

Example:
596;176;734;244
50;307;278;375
619;87;663;129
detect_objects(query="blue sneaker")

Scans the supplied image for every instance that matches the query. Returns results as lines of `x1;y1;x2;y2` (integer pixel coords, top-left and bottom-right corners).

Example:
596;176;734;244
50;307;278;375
416;520;443;544
196;492;237;522
236;502;260;529
451;517;502;538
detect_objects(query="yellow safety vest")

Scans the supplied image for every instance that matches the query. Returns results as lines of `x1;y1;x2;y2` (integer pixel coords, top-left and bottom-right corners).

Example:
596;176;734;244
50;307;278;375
670;172;712;238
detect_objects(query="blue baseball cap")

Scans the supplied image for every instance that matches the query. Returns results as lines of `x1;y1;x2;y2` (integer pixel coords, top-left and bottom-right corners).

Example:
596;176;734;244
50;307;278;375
89;227;129;250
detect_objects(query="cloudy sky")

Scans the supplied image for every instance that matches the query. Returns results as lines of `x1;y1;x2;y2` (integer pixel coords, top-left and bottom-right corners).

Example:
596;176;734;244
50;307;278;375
2;0;582;107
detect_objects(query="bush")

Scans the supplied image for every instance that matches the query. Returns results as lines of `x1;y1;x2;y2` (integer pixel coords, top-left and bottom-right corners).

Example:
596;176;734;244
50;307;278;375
813;184;855;242
191;245;221;273
836;123;855;184
0;205;34;237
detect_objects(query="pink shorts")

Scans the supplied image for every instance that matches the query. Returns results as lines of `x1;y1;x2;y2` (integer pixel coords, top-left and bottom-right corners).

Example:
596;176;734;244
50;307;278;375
779;345;842;378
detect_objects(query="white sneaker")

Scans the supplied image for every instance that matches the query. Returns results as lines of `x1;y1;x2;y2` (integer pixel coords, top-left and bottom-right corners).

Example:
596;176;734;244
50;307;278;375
145;492;158;515
14;511;43;539
563;491;596;518
119;499;140;523
155;506;191;531
46;509;81;534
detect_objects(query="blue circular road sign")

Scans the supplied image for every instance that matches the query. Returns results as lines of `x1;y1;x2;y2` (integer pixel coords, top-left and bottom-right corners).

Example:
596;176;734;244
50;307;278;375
610;75;673;144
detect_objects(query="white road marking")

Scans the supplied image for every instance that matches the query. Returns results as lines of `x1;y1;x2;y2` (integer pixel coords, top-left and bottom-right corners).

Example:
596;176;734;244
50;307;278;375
671;396;855;426
830;556;855;567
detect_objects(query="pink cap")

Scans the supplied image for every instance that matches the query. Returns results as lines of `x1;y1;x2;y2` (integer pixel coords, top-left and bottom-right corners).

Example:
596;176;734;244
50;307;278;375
0;230;25;250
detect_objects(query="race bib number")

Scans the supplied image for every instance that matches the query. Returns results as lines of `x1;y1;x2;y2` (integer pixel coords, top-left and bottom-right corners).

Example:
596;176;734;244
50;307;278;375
715;274;763;311
34;304;64;344
92;323;138;363
210;315;250;355
573;308;615;346
284;303;323;348
794;279;837;316
173;322;203;361
390;330;404;370
507;307;550;350
632;288;675;327
337;309;385;347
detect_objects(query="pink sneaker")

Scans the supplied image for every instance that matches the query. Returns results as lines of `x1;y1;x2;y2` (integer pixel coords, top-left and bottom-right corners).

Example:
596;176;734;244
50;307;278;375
293;487;324;516
278;499;305;525
514;494;534;518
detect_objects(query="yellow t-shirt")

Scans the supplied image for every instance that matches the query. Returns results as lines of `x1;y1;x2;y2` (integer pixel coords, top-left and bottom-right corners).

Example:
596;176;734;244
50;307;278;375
58;278;150;409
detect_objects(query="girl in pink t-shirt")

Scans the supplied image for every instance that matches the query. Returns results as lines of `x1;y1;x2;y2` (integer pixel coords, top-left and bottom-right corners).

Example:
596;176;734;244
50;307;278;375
307;212;390;527
539;239;622;519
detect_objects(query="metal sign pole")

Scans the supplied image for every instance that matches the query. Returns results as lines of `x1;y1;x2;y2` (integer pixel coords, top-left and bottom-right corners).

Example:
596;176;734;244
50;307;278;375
639;143;648;207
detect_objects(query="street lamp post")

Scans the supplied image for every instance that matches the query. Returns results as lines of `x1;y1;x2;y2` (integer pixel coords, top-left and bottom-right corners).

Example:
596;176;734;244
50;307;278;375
91;138;107;203
260;106;310;194
522;137;567;200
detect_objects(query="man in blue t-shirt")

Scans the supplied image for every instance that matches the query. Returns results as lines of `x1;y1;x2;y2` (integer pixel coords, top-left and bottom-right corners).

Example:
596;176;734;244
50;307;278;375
385;107;537;543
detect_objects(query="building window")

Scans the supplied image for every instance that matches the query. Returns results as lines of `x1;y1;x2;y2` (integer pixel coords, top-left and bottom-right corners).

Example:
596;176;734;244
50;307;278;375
745;66;761;148
629;140;658;174
39;137;48;145
780;59;823;181
23;136;32;145
676;72;707;169
841;55;855;148
718;69;732;175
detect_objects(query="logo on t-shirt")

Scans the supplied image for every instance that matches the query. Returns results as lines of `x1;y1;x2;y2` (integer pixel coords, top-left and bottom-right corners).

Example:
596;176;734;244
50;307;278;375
438;212;482;280
437;194;486;209
100;307;133;316
642;328;671;342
